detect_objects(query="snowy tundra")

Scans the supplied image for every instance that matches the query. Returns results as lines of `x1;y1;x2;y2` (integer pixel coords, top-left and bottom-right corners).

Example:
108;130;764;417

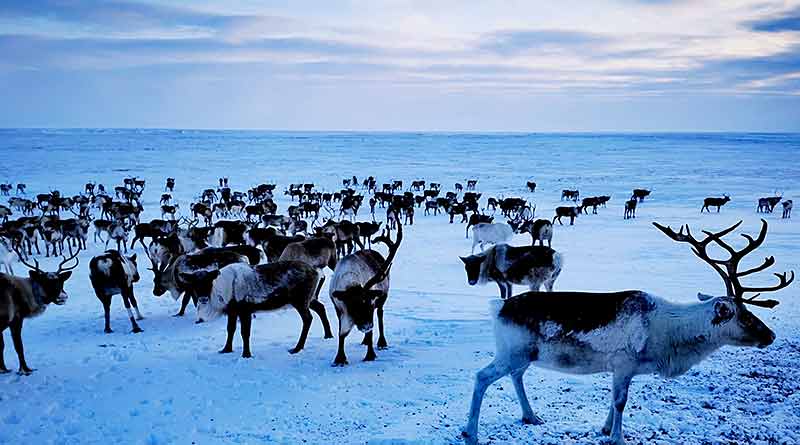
0;130;798;445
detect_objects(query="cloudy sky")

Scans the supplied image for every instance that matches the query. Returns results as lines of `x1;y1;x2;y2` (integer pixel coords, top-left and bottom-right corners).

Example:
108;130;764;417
1;0;799;131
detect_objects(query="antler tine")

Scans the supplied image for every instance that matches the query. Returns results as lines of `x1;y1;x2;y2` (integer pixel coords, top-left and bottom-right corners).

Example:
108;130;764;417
13;244;41;272
738;256;775;277
363;215;403;290
741;271;795;297
57;248;80;273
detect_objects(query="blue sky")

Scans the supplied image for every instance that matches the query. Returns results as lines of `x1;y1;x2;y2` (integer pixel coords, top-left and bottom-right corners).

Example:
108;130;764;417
1;0;799;131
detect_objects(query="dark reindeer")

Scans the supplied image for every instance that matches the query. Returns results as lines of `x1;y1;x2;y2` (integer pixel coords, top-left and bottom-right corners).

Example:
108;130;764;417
89;250;143;333
0;249;77;375
702;195;731;213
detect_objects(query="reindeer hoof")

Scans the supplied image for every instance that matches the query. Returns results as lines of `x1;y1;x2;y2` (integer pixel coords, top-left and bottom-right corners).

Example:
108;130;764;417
195;319;204;324
461;431;478;445
377;338;388;349
288;347;303;354
173;313;184;317
132;327;143;334
104;328;113;334
136;316;145;321
363;352;376;361
522;414;544;425
324;333;334;339
242;351;252;358
18;367;35;376
219;347;233;354
0;367;11;374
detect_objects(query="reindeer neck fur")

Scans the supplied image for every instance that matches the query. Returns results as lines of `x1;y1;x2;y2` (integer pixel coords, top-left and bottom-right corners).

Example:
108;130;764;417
19;277;48;318
646;299;725;378
477;248;495;285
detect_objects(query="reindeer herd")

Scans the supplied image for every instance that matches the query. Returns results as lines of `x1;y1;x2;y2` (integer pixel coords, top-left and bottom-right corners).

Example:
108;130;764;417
0;174;794;445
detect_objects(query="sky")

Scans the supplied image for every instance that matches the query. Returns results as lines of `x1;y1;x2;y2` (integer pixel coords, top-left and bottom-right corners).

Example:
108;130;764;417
1;0;800;131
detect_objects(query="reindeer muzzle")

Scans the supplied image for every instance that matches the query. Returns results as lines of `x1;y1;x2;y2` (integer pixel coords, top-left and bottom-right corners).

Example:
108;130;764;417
55;291;69;305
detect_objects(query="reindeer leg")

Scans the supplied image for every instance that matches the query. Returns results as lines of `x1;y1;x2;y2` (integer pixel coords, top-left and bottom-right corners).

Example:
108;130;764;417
510;367;542;425
289;306;313;354
0;330;10;373
239;310;253;358
310;300;333;339
605;372;633;444
97;291;113;333
175;293;192;317
129;293;144;320
363;330;376;361
376;305;388;349
333;308;350;366
462;359;513;445
9;318;33;375
220;309;237;354
121;290;143;333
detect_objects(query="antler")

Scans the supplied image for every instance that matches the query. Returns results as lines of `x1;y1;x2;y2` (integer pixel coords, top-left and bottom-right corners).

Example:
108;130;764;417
13;244;42;272
56;248;80;273
363;215;403;290
653;219;793;308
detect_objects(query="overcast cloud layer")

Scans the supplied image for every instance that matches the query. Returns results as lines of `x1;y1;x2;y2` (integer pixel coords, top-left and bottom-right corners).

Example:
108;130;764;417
1;0;799;131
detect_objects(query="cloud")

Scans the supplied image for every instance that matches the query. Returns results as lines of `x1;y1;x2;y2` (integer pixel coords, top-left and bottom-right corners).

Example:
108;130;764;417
748;6;800;32
478;29;611;56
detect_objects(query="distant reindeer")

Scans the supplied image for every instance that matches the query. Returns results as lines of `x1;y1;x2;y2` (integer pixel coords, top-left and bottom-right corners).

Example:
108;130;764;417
561;189;579;201
624;198;637;219
510;219;553;247
460;244;562;299
632;189;650;202
466;179;478;190
782;200;792;219
702;195;731;213
526;181;536;192
552;206;579;225
757;196;782;213
463;219;791;445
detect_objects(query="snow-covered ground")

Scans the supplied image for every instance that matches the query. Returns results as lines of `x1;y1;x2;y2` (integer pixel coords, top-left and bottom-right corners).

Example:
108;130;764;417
1;130;798;445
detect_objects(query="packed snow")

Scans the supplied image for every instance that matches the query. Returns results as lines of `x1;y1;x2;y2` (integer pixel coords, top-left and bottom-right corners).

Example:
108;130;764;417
0;130;798;445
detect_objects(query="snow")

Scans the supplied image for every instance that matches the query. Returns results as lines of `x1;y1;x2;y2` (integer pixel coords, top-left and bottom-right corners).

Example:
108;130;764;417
0;130;798;445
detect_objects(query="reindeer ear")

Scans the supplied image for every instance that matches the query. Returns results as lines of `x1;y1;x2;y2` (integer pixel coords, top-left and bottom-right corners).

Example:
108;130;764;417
59;271;73;281
712;300;735;325
459;256;469;264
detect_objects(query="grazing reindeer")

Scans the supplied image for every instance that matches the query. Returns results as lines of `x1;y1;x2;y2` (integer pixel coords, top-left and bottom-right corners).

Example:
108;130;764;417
329;219;402;365
624;198;637;219
632;189;650;202
757;196;782;213
16;183;26;194
702;195;731;213
512;219;553;247
161;204;179;219
191;261;332;357
89;250;143;333
0;249;77;375
470;223;513;254
463;219;791;445
553;206;579;225
782;200;792;219
460;244;562;298
466;179;478;190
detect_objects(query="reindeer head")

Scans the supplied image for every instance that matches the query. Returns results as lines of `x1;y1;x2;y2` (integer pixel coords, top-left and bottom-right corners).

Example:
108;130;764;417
654;219;792;349
459;254;486;285
332;218;402;333
16;247;78;306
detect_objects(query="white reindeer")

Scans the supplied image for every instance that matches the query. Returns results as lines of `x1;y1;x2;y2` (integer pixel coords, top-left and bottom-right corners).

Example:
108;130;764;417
464;220;792;445
470;222;513;254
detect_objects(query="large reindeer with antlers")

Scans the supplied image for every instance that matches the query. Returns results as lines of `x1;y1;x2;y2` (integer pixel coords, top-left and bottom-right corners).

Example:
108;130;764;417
0;249;78;375
329;217;403;366
464;219;791;445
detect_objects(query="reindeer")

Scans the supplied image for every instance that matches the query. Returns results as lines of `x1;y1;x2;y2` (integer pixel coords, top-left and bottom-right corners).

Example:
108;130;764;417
471;223;513;254
89;250;143;333
510;219;553;247
783;200;793;219
0;249;77;375
632;189;650;202
553;206;579;225
460;244;562;298
165;178;175;192
757;196;782;213
526;181;536;192
466;179;478;190
463;220;791;445
702;195;731;213
466;213;494;238
191;261;332;357
0;205;11;223
624;198;637;220
329;219;402;365
161;204;179;219
16;183;26;194
561;189;579;201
